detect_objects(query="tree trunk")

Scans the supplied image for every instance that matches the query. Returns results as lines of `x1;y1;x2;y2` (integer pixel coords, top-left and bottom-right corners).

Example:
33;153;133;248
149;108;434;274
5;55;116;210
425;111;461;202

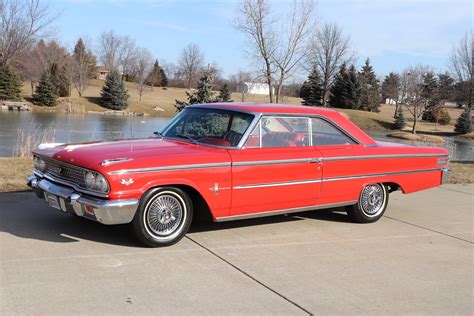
411;116;417;134
393;102;399;118
275;79;283;104
321;86;328;107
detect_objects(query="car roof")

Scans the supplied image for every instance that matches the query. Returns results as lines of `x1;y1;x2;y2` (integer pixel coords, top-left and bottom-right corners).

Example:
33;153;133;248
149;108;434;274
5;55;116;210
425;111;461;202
188;102;376;145
189;102;339;116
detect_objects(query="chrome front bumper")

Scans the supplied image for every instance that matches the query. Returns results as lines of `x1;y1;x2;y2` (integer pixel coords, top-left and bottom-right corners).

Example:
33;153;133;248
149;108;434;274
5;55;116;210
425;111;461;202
441;168;450;184
27;175;139;225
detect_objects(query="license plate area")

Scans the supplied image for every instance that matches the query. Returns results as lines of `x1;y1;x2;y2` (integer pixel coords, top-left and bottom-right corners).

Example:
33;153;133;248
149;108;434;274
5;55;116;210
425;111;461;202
45;193;62;211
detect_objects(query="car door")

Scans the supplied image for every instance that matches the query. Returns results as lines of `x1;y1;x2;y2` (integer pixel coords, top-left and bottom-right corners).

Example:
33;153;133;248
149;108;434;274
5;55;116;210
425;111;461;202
310;117;363;205
229;116;323;216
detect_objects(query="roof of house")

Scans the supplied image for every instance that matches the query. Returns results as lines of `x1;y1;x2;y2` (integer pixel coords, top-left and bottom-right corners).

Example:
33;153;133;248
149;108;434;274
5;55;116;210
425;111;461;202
96;66;110;72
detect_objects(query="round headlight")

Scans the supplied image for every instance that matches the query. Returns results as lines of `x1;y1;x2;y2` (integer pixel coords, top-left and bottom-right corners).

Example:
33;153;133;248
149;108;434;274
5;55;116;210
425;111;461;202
84;171;109;193
34;156;46;172
85;172;96;189
94;174;109;192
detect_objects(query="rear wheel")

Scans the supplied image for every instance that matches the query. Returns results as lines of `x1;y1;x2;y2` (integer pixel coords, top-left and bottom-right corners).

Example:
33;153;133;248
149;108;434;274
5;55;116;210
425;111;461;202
131;187;193;247
346;183;388;223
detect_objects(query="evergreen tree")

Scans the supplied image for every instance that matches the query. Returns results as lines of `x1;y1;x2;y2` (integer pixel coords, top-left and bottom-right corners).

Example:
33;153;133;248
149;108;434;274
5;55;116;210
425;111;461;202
50;63;70;97
0;66;22;101
217;84;232;102
381;72;400;103
175;69;216;112
33;72;58;107
160;68;168;87
73;38;97;75
146;60;163;89
421;71;440;121
393;106;406;130
301;67;323;106
100;71;130;110
436;73;454;104
328;64;347;108
454;106;472;134
381;72;401;118
329;64;361;109
358;58;381;112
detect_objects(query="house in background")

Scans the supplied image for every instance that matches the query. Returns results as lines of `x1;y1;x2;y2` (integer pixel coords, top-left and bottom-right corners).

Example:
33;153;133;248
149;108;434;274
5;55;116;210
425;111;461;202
237;82;274;95
97;66;110;80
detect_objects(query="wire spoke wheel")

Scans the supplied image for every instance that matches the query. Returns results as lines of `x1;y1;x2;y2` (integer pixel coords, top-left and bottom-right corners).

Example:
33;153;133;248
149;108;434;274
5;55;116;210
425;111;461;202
359;184;386;217
145;192;185;237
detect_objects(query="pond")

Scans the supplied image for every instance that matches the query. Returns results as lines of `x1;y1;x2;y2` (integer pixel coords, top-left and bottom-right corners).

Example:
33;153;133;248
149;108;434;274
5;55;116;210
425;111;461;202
0;111;170;156
0;111;472;162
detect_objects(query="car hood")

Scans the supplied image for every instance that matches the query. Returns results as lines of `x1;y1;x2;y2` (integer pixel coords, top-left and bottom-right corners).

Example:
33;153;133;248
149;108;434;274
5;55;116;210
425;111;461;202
33;137;231;173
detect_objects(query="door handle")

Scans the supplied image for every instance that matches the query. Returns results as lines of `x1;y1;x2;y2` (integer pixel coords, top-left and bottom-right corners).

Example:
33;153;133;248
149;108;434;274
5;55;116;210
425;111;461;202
309;158;322;164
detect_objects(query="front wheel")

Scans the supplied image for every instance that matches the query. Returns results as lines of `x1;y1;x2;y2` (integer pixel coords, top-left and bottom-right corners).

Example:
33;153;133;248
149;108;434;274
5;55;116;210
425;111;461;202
346;183;388;223
131;187;193;247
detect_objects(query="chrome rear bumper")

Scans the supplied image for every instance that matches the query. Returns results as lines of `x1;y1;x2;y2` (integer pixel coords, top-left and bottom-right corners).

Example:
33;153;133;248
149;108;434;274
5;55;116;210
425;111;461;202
441;168;450;184
28;175;139;225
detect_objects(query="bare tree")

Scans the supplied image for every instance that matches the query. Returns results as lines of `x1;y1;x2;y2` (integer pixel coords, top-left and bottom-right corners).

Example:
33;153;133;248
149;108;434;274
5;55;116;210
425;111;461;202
0;0;56;66
400;65;433;134
97;31;137;78
133;47;154;102
14;39;68;94
308;22;354;106
450;32;473;109
162;61;184;87
273;0;316;103
178;43;204;89
97;30;122;70
235;0;276;102
118;35;137;81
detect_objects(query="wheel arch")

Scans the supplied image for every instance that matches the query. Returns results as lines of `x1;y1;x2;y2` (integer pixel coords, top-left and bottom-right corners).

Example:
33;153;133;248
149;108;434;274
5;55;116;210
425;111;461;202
382;181;404;193
142;183;214;222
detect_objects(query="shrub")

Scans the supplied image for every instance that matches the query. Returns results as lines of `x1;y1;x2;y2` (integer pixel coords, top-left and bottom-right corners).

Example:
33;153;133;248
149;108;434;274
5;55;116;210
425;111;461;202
455;107;472;134
423;107;451;125
433;108;451;125
393;106;406;130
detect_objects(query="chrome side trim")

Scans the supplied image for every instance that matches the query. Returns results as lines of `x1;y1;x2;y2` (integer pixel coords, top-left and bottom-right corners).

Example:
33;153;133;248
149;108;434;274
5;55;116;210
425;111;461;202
234;179;322;189
108;162;231;175
323;168;442;182
323;153;448;161
215;201;357;222
233;158;315;167
232;168;442;190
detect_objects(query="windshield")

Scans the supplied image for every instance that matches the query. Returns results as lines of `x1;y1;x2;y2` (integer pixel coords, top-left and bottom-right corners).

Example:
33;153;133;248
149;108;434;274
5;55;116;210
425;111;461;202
162;108;255;147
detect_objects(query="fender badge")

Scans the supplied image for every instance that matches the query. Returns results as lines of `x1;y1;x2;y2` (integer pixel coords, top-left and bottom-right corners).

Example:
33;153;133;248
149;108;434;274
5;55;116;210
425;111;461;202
120;178;134;186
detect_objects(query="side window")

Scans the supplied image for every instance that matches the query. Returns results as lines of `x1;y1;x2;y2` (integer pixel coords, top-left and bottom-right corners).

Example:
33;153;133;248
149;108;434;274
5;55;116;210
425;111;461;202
261;117;309;148
311;118;355;145
244;122;261;148
230;113;254;134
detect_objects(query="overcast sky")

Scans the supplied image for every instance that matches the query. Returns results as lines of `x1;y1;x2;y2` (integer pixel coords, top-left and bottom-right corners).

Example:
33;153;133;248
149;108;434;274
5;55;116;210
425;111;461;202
48;0;472;78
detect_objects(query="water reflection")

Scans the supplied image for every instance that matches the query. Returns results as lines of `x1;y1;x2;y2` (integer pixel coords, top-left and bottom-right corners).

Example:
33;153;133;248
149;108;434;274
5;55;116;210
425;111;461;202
0;111;170;156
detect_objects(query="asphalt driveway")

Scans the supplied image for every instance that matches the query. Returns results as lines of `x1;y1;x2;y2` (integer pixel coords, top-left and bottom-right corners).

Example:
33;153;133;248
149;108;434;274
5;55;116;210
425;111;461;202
0;184;472;315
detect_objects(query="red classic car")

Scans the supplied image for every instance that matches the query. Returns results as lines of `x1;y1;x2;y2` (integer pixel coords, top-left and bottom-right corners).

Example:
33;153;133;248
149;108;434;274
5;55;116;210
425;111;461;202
28;103;450;246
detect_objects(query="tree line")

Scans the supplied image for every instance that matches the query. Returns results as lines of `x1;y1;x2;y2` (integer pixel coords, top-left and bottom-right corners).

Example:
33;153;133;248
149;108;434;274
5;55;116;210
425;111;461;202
0;0;472;134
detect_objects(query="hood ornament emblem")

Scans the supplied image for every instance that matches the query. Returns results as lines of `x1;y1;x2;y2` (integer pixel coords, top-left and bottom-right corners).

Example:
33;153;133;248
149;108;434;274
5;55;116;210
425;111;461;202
120;178;134;186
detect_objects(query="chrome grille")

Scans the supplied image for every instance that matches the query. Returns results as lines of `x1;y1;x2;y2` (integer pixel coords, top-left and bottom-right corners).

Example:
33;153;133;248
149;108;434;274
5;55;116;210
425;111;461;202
42;157;87;188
